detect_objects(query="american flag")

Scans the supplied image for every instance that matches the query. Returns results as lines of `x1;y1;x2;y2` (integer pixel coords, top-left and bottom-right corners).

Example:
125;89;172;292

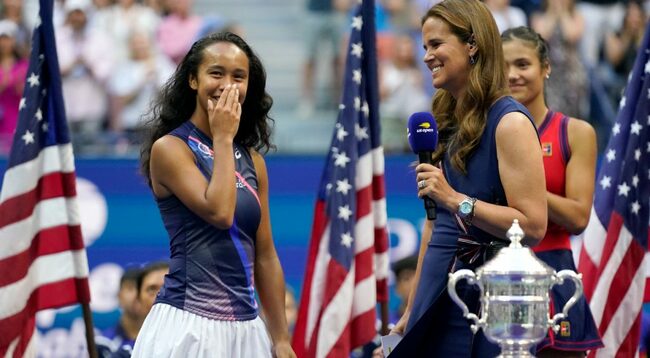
291;1;389;357
577;22;650;358
0;0;91;356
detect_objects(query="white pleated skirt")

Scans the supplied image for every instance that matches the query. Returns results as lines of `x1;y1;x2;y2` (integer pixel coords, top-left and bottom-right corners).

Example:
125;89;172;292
131;303;273;358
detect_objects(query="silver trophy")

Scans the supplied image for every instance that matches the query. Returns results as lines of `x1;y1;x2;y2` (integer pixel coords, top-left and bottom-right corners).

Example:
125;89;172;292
447;220;583;358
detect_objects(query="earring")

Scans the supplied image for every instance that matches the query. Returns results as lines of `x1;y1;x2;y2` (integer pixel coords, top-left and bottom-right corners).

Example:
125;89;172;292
545;73;550;79
469;55;476;65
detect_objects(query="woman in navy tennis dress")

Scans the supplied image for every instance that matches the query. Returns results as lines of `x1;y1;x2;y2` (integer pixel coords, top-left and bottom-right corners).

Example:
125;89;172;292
132;32;295;358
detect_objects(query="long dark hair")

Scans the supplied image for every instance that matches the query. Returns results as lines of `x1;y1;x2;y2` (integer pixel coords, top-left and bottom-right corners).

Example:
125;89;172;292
140;31;274;185
501;26;550;69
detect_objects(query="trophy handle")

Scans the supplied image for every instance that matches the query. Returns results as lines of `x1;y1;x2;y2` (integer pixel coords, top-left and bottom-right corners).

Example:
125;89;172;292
447;269;484;333
548;270;584;333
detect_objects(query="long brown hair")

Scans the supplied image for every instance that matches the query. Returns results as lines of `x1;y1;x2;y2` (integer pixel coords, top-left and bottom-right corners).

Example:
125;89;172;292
424;0;509;174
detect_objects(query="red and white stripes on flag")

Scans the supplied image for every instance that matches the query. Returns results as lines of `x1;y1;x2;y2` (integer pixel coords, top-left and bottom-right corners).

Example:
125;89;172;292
577;22;650;358
578;211;646;358
294;149;389;358
0;0;91;356
292;0;388;357
0;145;90;357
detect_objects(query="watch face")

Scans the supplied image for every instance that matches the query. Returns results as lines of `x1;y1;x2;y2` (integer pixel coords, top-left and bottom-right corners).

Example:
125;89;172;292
459;201;473;216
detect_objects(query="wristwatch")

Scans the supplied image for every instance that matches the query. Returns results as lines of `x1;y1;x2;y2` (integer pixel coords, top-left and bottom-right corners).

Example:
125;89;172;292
457;196;477;225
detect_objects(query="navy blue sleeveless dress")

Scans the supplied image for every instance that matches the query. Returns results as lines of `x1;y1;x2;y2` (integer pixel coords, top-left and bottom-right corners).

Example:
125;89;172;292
392;97;535;357
154;121;262;321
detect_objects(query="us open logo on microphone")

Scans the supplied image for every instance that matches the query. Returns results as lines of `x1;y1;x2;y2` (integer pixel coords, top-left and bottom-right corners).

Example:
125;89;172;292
416;122;436;133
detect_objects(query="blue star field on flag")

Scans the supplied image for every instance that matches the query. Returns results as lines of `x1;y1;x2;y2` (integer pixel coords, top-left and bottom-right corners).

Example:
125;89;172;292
317;0;381;271
594;22;650;245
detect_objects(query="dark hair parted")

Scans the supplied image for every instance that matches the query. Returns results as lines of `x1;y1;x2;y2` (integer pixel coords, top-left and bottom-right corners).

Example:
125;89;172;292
140;31;274;185
424;0;509;174
136;261;169;298
501;26;550;69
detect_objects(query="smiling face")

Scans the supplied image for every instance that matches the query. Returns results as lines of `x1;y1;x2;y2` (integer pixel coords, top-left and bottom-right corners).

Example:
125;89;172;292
190;42;249;115
503;39;548;107
138;268;167;315
0;34;15;57
421;16;474;99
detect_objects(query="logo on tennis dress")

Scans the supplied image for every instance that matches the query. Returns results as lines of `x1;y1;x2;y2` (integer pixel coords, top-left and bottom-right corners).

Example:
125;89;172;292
197;142;213;158
236;179;245;189
559;321;571;337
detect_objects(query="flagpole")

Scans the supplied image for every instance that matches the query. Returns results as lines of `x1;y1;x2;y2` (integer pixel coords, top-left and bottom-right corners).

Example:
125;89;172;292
81;303;98;358
380;302;389;335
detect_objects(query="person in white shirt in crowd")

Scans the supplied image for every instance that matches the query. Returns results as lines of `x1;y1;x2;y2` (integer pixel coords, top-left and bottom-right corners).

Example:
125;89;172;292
108;30;175;153
56;0;115;153
92;0;160;64
378;33;429;152
577;0;625;68
484;0;527;34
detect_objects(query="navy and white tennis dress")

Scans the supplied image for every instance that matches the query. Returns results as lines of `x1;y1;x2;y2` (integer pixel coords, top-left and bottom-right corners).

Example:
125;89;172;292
132;122;272;357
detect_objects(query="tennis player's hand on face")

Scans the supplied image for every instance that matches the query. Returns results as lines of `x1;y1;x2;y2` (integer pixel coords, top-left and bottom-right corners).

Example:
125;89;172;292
208;83;242;142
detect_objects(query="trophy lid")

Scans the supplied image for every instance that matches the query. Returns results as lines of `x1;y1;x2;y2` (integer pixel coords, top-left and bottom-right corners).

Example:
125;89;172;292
477;219;553;276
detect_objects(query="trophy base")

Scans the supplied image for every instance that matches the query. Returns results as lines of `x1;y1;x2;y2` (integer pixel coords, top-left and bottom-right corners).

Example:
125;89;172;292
496;344;536;358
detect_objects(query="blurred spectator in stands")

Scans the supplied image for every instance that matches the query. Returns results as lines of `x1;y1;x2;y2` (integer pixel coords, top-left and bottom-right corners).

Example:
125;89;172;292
381;0;418;33
373;2;396;61
96;267;142;358
143;0;169;17
365;255;419;357
601;0;646;108
135;261;169;318
375;0;421;65
56;0;115;154
51;0;67;28
107;31;174;153
156;0;202;64
577;0;625;68
412;0;442;14
510;0;541;20
532;0;589;119
412;0;442;97
296;0;350;118
97;262;168;357
0;19;27;155
195;16;245;40
484;0;527;34
391;255;417;321
92;0;114;10
1;0;31;58
93;0;160;63
379;33;429;152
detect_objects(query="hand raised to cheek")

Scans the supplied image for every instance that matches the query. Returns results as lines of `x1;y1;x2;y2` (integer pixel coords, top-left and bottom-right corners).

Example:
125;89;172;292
208;84;242;142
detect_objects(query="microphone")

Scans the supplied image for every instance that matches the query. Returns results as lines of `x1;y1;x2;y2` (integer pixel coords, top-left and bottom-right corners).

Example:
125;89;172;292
407;112;439;220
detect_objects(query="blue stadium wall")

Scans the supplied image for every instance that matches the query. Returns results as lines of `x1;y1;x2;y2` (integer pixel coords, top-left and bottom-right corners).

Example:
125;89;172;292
0;154;428;354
